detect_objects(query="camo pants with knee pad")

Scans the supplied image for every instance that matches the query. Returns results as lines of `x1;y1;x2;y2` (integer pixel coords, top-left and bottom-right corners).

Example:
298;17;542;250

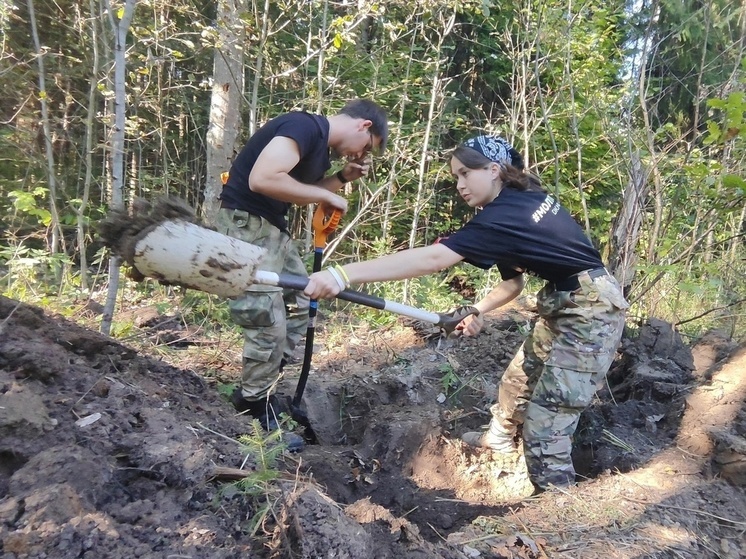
216;209;309;400
489;272;628;489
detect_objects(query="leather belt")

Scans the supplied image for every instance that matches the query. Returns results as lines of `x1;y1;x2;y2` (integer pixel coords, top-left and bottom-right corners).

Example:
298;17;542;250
553;267;608;292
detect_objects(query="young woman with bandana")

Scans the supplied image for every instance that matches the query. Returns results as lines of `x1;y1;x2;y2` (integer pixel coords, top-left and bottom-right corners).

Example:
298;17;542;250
304;135;628;492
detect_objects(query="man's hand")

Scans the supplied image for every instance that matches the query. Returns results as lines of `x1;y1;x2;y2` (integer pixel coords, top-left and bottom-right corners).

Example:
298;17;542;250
322;193;348;215
341;156;372;182
304;270;343;300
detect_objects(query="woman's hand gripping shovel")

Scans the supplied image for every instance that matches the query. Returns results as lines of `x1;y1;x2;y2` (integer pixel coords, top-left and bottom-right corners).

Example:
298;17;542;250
289;206;342;443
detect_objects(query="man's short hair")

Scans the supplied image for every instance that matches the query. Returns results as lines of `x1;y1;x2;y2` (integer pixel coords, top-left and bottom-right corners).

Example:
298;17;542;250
339;99;388;152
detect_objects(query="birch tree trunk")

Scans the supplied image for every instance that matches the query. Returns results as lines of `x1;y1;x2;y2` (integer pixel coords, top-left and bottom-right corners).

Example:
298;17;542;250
564;0;591;238
203;0;246;224
101;0;137;336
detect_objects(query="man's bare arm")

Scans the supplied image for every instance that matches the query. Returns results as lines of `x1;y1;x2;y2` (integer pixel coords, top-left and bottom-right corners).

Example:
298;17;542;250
249;137;348;213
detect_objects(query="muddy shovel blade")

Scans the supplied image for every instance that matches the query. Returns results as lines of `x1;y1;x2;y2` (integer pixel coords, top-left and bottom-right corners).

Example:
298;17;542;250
119;219;476;334
119;219;471;335
289;402;318;444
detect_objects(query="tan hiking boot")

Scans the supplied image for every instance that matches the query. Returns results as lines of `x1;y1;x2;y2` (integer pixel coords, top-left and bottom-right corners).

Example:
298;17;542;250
461;421;516;454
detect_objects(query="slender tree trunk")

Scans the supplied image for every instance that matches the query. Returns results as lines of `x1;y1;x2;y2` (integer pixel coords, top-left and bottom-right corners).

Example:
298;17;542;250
27;0;64;261
518;0;531;164
404;9;455;302
306;0;328;254
564;0;591;237
382;22;419;241
608;150;647;294
249;0;270;136
77;0;100;291
533;3;560;195
687;0;711;153
636;0;665;264
101;0;137;336
99;0;112;208
203;0;246;224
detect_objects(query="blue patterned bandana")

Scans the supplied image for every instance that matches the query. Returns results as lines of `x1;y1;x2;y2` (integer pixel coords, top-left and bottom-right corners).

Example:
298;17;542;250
462;135;514;167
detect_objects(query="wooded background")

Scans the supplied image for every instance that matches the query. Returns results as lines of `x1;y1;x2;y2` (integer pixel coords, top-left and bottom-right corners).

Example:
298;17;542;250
1;0;744;337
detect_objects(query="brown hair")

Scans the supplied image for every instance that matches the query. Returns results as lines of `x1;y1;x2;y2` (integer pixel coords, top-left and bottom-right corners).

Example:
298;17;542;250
339;99;389;152
451;146;545;193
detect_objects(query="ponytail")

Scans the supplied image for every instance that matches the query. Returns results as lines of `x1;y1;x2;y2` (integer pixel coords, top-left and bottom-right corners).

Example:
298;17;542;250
499;166;545;193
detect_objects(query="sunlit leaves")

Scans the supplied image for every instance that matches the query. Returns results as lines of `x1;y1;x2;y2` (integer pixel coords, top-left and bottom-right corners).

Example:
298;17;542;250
8;188;52;226
704;92;746;145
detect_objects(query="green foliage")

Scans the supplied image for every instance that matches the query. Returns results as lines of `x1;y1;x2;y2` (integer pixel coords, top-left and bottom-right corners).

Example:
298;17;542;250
8;188;52;226
178;291;232;328
439;363;460;396
214;420;293;537
109;320;135;338
217;382;237;399
636;0;744;134
705;92;746;145
0;245;71;299
237;420;287;477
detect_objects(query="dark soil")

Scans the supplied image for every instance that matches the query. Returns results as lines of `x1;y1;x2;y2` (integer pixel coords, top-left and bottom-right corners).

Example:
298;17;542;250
1;294;745;559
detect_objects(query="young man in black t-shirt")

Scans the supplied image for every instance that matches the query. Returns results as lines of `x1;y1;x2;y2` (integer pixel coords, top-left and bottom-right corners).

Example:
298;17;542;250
216;100;388;440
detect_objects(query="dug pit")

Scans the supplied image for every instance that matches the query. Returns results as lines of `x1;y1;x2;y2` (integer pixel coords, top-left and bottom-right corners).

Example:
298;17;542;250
277;313;710;543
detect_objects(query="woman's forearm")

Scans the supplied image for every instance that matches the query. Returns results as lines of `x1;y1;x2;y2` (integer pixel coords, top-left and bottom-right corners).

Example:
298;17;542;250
473;275;525;314
344;244;463;284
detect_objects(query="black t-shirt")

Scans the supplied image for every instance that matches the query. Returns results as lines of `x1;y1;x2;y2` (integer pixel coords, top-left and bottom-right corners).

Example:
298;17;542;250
219;112;331;231
439;188;604;283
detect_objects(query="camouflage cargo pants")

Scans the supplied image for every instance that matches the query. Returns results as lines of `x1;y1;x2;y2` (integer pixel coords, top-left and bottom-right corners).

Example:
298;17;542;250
215;209;310;400
489;271;628;489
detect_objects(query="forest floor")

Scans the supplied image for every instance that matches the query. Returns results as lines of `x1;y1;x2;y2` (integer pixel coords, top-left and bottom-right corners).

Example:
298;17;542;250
1;292;745;559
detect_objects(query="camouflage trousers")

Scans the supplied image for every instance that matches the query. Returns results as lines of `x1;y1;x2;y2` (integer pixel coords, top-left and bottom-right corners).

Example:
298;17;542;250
489;271;628;489
215;209;309;400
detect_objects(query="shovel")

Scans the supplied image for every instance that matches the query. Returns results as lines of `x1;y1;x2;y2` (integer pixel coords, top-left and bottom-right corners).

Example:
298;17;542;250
290;206;342;443
124;218;475;331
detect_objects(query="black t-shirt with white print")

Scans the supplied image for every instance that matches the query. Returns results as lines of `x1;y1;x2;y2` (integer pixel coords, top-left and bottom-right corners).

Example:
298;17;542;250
439;188;604;283
219;111;331;231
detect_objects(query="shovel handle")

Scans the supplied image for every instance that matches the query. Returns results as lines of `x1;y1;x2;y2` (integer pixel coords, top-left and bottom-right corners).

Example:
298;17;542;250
253;270;460;327
294;206;341;410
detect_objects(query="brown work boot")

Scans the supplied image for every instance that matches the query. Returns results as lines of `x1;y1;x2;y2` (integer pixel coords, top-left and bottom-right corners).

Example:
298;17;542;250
461;420;516;454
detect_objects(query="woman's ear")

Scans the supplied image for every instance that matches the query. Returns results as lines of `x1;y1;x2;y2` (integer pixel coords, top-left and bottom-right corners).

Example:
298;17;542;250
490;162;501;179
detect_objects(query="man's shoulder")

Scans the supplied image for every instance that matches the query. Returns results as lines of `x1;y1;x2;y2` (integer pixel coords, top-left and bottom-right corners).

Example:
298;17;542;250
273;111;324;125
269;111;327;139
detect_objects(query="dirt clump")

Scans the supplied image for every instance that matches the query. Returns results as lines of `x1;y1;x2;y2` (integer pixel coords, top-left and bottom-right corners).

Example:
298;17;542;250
97;197;198;269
